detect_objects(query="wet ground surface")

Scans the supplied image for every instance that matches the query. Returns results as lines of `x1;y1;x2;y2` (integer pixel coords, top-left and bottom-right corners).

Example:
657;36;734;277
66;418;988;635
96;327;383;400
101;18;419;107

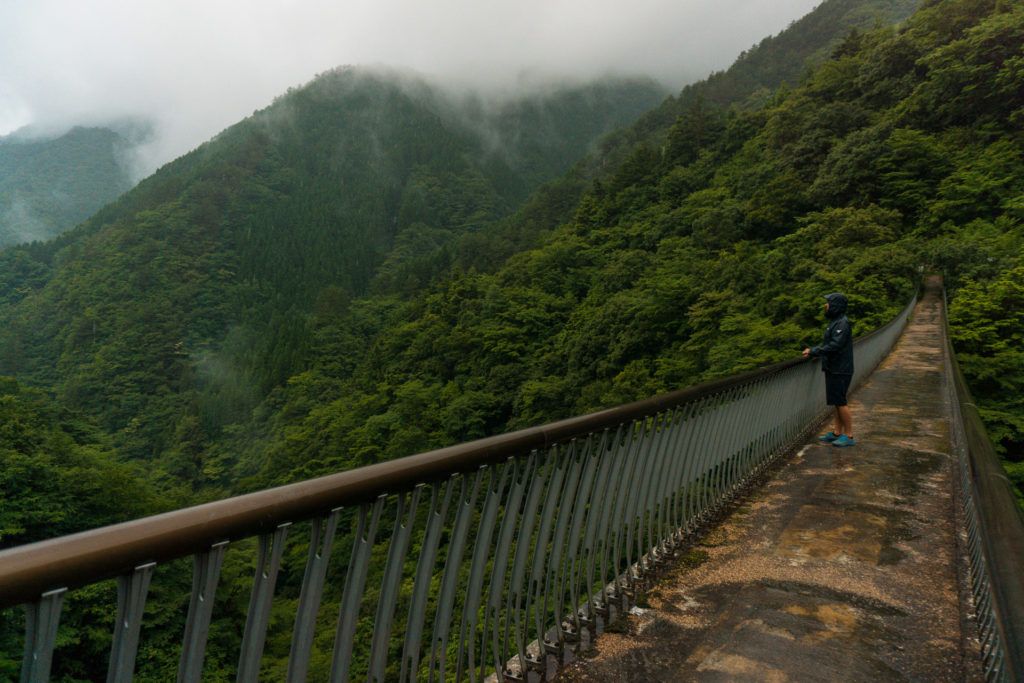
559;282;980;682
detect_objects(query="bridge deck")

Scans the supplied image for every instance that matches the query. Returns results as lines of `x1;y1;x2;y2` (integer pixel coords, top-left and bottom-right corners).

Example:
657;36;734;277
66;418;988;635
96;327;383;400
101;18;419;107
560;281;981;682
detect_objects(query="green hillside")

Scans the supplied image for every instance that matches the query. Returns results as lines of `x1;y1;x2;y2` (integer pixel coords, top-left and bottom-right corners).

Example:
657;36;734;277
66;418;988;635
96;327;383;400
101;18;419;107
0;0;1022;678
0;70;664;487
0;126;135;248
583;0;922;176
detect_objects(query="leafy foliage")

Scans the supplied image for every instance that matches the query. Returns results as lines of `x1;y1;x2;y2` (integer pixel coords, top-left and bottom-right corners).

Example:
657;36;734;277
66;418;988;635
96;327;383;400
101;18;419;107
0;377;156;549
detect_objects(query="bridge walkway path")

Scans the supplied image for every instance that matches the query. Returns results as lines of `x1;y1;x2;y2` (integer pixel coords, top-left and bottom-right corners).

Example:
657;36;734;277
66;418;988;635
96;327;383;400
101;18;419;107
559;279;981;682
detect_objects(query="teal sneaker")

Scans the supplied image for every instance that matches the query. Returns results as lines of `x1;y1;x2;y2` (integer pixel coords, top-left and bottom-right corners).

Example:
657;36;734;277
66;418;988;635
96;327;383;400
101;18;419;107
818;431;840;443
832;435;856;447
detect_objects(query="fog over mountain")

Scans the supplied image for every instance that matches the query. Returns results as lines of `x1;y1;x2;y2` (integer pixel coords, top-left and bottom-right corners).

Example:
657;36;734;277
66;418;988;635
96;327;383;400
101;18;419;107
0;0;822;177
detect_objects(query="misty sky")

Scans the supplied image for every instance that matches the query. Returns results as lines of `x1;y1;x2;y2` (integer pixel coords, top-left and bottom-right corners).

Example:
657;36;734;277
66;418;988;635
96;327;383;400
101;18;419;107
0;0;821;175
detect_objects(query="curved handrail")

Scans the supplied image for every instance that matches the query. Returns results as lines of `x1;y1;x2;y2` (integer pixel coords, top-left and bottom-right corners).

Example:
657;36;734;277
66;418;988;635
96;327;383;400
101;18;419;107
942;288;1024;682
0;296;915;609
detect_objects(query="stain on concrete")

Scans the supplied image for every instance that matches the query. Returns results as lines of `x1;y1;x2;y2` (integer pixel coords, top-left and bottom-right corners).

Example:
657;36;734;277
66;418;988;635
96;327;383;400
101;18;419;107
559;279;981;682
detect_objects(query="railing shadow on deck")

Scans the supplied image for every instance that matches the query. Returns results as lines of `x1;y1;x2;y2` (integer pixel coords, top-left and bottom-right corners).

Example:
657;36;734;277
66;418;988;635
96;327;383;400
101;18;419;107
2;296;916;683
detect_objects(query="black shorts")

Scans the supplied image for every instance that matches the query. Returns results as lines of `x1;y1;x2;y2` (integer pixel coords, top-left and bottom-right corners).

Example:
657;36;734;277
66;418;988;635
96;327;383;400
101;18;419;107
825;373;852;406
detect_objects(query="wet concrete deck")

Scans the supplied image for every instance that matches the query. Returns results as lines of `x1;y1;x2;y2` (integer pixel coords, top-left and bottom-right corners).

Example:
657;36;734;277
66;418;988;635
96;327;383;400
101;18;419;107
560;281;980;682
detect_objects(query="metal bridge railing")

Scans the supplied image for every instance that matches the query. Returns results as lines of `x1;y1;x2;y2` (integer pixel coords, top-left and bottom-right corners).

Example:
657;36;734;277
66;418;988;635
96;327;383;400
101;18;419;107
1;297;914;683
942;289;1024;683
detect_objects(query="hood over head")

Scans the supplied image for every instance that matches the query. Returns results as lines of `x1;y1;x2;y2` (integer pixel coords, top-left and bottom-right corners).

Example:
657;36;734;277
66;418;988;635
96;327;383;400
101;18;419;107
824;292;848;319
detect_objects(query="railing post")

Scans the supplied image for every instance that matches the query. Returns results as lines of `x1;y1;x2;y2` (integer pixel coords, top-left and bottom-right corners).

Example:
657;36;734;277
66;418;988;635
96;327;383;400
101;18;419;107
368;491;421;682
329;499;384;683
108;562;156;683
427;472;483;682
20;588;65;683
237;524;290;683
178;541;229;683
402;481;455;683
287;511;341;683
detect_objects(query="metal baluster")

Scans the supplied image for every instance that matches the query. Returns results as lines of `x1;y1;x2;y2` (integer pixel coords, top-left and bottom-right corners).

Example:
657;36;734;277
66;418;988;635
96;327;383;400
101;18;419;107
696;395;729;518
600;423;640;607
749;378;772;469
288;510;342;683
669;403;699;540
579;427;620;626
703;392;732;512
655;407;688;552
634;413;667;573
697;396;725;512
623;416;658;584
401;481;455;683
179;541;229;683
455;464;510;682
654;407;684;549
589;423;626;618
108;562;156;683
689;394;720;522
769;371;792;454
645;410;678;563
517;444;568;675
766;373;786;456
708;387;740;506
711;389;742;505
792;366;812;440
501;451;548;677
675;398;708;532
735;381;760;482
684;396;716;525
790;366;813;442
631;411;670;579
724;386;751;492
562;432;604;636
20;588;65;683
329;499;385;683
238;523;290;683
486;455;533;680
538;440;585;652
427;472;482;683
368;490;422;682
752;377;775;473
608;420;649;600
775;371;796;451
743;379;766;477
801;365;820;436
633;413;669;575
650;410;677;553
714;386;744;498
628;415;658;577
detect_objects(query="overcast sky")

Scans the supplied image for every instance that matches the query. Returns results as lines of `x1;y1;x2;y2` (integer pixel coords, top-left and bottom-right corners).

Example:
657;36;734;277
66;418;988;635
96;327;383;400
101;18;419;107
0;0;821;175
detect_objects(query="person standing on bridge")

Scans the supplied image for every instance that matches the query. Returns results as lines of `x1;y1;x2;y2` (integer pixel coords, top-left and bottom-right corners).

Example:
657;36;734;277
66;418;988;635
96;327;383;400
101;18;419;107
803;292;855;447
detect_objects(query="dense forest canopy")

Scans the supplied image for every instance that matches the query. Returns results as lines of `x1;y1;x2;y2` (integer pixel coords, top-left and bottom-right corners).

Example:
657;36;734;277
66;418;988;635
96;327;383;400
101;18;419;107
1;0;1022;678
0;71;665;493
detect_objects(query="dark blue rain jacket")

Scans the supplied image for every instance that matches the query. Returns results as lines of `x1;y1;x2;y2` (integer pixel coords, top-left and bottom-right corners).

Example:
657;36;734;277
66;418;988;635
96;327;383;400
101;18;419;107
810;292;854;375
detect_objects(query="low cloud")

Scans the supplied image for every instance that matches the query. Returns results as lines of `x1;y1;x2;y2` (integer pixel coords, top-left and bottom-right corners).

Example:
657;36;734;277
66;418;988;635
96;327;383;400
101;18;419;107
0;0;821;176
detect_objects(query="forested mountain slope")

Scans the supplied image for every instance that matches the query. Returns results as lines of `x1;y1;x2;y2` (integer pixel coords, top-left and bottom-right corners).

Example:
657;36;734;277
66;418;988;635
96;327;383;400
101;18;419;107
583;0;922;177
0;126;134;247
0;70;664;502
